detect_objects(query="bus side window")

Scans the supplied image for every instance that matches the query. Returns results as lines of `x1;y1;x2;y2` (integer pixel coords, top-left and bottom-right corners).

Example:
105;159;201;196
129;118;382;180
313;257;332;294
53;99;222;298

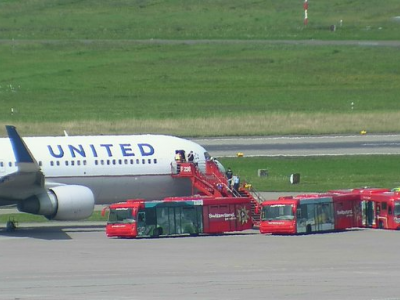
388;206;393;215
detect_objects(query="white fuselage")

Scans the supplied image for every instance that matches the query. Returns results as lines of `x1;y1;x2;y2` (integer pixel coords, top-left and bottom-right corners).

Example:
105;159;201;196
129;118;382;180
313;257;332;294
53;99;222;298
0;134;209;204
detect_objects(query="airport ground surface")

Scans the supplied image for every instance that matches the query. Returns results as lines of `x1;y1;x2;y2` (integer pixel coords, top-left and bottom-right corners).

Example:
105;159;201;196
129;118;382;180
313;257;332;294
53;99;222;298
1;223;400;300
2;134;400;300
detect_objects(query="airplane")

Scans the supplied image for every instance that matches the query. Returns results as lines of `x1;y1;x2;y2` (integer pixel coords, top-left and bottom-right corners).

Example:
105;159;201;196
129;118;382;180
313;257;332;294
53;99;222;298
0;125;224;223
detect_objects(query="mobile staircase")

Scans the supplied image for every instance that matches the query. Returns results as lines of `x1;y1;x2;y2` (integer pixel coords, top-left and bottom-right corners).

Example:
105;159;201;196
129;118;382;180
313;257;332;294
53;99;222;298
172;160;263;226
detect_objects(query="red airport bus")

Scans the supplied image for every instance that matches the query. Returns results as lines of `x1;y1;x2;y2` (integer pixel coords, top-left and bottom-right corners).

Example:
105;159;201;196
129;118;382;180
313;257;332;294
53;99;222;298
103;196;253;238
359;191;400;230
329;188;391;229
259;193;360;235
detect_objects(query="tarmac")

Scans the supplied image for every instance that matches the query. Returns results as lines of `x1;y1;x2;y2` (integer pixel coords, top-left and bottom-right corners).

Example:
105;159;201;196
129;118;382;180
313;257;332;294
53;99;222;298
1;222;400;300
1;192;400;300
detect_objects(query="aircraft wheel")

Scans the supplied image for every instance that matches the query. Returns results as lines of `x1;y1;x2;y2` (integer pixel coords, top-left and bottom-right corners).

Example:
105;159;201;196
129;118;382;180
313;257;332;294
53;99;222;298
6;220;17;232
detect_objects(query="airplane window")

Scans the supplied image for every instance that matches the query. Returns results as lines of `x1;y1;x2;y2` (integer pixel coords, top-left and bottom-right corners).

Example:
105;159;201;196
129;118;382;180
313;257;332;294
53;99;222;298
57;161;60;166
95;160;98;165
77;161;81;166
130;159;134;164
0;162;3;167
107;160;110;165
142;159;146;164
50;161;54;166
9;162;12;167
39;161;42;167
71;161;75;166
83;160;87;166
65;161;69;166
112;159;116;165
154;159;158;164
124;159;128;164
136;159;140;164
101;160;104;165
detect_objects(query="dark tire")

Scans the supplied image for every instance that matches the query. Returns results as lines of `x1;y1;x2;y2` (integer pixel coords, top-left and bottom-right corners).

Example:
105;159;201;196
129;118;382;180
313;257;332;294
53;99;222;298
6;221;16;232
152;227;163;237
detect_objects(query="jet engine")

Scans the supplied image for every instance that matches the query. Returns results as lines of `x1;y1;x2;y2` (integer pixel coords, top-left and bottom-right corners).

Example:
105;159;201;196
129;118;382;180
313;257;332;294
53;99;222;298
18;185;95;220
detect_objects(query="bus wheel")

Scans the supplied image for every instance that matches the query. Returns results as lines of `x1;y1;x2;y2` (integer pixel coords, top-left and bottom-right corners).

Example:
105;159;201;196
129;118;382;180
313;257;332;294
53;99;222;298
152;228;160;238
306;225;312;234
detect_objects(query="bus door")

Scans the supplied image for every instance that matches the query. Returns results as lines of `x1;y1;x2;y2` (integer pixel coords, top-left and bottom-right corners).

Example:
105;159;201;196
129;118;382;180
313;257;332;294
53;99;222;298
361;201;375;227
181;206;203;235
296;202;314;233
168;203;196;234
315;202;334;232
155;203;202;236
137;206;157;237
168;207;178;234
137;211;147;236
153;205;182;235
297;200;334;234
375;202;386;229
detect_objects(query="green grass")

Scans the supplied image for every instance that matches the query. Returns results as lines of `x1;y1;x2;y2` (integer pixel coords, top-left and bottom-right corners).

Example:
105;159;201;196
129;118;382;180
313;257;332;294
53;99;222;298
0;210;107;224
0;1;400;136
0;0;399;40
1;42;400;135
219;155;400;193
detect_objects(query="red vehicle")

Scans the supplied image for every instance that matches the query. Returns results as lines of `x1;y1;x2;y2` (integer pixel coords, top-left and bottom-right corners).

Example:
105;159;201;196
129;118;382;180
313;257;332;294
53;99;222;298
329;188;391;228
259;193;360;235
359;191;400;230
103;196;253;238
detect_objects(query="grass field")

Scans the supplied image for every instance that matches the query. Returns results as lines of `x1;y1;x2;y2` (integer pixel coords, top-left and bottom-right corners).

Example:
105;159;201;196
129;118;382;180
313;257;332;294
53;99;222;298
1;41;400;136
1;0;400;136
220;155;400;192
0;0;399;40
0;210;107;224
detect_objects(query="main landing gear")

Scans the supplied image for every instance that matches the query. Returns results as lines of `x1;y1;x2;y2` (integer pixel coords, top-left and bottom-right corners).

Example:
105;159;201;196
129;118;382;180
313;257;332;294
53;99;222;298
6;217;18;232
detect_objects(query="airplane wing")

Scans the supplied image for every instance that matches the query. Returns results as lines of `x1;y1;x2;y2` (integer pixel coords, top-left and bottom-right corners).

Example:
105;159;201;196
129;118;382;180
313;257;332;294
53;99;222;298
0;126;45;202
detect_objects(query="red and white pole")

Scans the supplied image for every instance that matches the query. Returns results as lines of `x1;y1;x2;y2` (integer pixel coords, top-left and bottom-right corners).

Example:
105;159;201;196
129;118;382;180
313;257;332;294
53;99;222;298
303;0;308;25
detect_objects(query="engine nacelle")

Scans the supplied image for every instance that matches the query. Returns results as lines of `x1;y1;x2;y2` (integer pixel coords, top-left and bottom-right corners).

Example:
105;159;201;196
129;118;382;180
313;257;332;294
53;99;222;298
18;185;95;220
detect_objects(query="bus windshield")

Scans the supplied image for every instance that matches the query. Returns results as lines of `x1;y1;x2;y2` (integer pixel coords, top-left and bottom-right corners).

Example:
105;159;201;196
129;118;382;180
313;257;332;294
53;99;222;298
394;202;400;217
108;208;135;224
262;204;295;221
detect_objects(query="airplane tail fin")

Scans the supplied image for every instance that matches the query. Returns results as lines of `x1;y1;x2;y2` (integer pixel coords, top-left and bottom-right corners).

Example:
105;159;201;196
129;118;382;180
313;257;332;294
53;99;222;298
6;125;41;172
